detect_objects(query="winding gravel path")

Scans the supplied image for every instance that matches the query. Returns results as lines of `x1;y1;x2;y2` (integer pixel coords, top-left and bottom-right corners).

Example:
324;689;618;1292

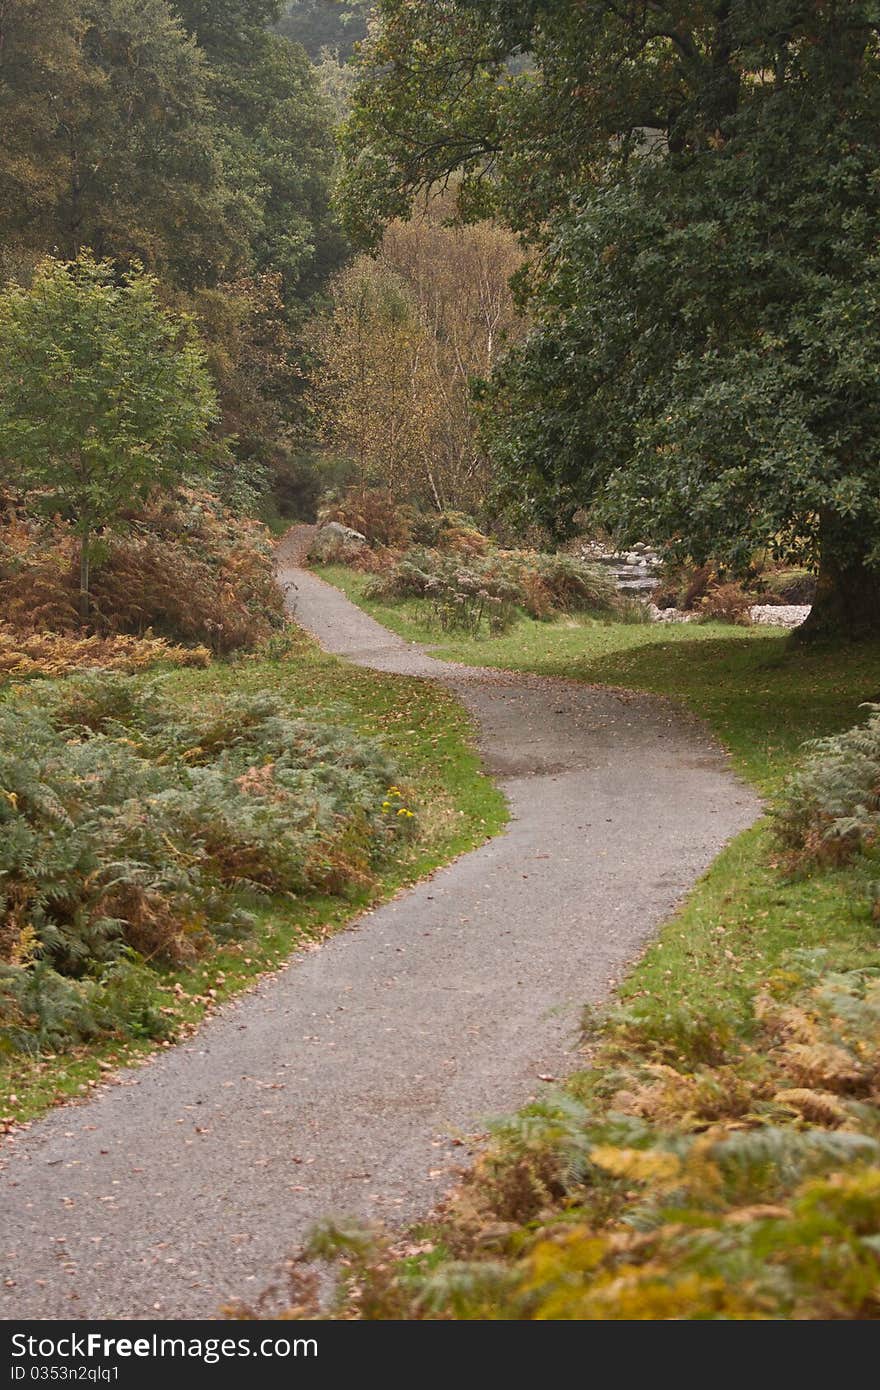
1;533;759;1319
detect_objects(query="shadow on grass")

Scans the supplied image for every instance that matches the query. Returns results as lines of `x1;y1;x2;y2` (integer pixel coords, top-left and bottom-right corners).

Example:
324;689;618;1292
572;633;880;791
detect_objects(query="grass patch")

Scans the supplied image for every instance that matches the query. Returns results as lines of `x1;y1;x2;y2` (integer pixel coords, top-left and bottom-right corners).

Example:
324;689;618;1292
0;628;506;1126
318;564;880;793
616;822;878;1045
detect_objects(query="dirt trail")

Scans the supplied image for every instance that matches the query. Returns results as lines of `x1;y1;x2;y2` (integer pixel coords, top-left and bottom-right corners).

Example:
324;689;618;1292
0;531;759;1318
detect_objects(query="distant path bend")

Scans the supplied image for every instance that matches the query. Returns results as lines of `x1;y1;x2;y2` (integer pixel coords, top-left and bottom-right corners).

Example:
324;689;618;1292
0;529;759;1318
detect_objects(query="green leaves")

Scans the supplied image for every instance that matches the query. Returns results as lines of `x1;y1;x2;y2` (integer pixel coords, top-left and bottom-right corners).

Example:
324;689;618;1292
0;0;346;481
0;254;218;609
483;88;880;613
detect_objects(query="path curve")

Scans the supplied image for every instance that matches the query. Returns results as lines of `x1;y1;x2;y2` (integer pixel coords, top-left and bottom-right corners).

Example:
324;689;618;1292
1;533;759;1318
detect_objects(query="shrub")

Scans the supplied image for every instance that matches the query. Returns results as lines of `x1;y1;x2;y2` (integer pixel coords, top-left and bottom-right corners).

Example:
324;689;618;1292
410;511;491;557
0;673;414;1053
0;489;284;653
0;953;171;1056
366;546;619;635
307;526;369;567
531;553;619;615
0;628;210;679
762;568;817;605
318;486;415;549
653;562;714;610
699;581;754;625
774;705;880;870
654;563;757;618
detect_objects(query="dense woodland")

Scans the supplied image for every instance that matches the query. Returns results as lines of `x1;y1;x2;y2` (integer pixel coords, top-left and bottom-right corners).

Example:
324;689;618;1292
0;0;349;488
4;0;880;1325
5;2;880;635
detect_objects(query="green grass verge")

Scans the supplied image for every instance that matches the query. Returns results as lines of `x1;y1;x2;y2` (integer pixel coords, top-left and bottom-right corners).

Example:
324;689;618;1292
0;631;507;1127
616;822;876;1040
307;564;880;1320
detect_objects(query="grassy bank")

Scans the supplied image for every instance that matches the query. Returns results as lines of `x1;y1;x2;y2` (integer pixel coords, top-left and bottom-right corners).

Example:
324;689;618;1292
306;563;880;1320
0;628;506;1128
318;565;880;793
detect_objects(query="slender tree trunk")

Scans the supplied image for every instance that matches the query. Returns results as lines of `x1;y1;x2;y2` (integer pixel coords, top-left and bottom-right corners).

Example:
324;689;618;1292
795;514;880;642
79;528;91;625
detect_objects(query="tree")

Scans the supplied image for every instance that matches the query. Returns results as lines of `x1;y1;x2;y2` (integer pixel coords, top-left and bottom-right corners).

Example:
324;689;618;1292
0;0;346;501
379;196;524;511
174;0;283;52
0;255;218;619
173;0;344;311
0;0;232;284
0;0;90;267
172;0;348;473
308;195;523;512
275;0;369;61
336;0;513;247
0;0;233;285
340;0;880;638
308;259;439;498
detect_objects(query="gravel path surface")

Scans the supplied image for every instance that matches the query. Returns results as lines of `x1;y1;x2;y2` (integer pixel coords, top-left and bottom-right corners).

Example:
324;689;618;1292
1;532;759;1319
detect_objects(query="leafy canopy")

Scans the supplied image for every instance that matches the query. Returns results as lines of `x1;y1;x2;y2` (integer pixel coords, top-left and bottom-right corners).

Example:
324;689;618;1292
487;95;880;568
0;0;347;482
0;255;218;558
340;1;880;635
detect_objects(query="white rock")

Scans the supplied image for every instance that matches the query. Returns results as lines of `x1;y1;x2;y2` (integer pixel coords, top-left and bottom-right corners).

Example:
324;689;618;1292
749;604;811;628
318;520;366;545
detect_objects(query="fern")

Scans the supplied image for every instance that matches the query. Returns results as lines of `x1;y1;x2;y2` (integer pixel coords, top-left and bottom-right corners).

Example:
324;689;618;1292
775;704;880;869
0;672;412;1053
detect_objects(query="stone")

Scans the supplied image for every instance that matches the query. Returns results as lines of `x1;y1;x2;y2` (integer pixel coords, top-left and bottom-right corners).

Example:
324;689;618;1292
749;604;811;628
318;520;366;545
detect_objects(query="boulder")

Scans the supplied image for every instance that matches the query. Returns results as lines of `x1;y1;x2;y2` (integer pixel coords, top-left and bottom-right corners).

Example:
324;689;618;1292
308;520;368;565
319;520;366;545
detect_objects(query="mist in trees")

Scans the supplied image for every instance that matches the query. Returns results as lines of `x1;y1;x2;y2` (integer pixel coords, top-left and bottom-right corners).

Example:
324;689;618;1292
275;0;370;60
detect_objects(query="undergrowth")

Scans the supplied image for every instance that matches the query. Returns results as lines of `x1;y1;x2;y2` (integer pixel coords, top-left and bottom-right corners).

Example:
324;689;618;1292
364;548;621;635
0;628;210;678
0;635;506;1112
0;670;414;1056
0;489;284;653
775;704;880;880
273;881;880;1321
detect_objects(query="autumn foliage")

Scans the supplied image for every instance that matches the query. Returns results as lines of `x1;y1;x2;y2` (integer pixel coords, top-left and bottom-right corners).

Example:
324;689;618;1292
0;489;284;657
307;193;524;516
284;953;880;1321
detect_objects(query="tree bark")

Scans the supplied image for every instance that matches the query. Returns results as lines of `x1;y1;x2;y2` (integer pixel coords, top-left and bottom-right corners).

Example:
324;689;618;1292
794;519;880;642
79;528;91;625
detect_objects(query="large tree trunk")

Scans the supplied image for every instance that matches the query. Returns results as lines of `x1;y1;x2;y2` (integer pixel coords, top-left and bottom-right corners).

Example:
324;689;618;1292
795;520;880;642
